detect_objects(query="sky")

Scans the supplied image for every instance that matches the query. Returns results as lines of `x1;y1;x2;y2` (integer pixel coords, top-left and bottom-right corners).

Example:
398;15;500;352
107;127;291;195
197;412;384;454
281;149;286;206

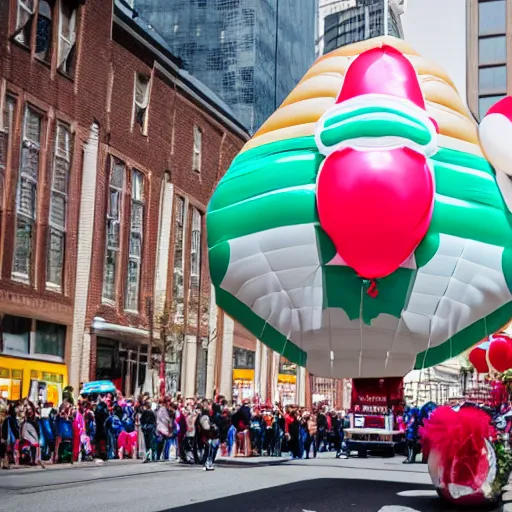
401;0;467;102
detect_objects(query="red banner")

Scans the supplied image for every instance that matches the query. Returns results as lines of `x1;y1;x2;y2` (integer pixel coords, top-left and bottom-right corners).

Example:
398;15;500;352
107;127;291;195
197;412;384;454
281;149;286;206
351;378;403;414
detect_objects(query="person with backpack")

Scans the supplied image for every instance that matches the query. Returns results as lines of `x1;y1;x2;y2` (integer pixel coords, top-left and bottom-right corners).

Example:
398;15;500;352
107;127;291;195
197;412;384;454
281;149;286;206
180;405;198;464
19;400;45;467
40;407;58;463
94;396;109;459
83;402;96;458
199;404;219;471
140;401;156;463
156;398;172;461
249;407;264;456
118;399;137;459
105;405;124;460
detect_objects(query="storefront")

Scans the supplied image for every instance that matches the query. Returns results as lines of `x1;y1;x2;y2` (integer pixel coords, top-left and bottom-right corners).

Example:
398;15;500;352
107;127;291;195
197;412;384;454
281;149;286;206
92;317;151;397
0;314;68;404
232;347;255;404
278;358;297;405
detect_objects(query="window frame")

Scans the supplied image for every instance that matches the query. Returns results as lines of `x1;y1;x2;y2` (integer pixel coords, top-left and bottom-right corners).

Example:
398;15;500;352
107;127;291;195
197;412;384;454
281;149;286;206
102;157;126;303
34;0;54;64
192;125;202;173
0;93;16;216
124;168;145;312
172;195;187;324
132;72;151;135
189;207;201;293
57;0;77;76
46;120;72;292
1;315;65;363
13;0;35;48
12;104;43;284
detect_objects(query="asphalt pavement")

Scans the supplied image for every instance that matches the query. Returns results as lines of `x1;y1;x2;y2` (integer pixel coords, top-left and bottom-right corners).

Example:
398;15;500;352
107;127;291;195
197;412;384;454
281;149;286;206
0;454;501;512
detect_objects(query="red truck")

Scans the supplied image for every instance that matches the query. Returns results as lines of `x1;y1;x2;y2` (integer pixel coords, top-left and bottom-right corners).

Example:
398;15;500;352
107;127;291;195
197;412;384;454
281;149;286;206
345;377;405;458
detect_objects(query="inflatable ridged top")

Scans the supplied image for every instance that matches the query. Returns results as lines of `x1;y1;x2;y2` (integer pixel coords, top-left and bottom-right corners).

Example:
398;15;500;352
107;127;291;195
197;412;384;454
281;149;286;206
207;36;512;379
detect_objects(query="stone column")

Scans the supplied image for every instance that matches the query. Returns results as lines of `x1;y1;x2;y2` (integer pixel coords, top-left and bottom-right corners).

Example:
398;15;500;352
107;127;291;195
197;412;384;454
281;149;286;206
205;286;218;399
80;329;91;386
183;335;198;398
70;123;99;389
297;366;307;407
259;343;268;403
305;371;313;410
254;339;261;397
270;351;280;403
153;175;174;316
219;313;234;402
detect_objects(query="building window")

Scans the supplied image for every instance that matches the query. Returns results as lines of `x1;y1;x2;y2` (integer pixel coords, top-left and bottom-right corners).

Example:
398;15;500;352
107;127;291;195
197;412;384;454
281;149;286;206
233;348;255;369
188;208;201;328
477;0;507;118
207;49;223;71
47;122;71;290
13;106;42;282
14;0;35;47
58;0;77;74
479;95;506;118
125;169;144;311
190;208;201;292
479;35;507;66
0;95;16;213
242;8;255;26
479;0;506;35
172;196;185;323
192;126;202;172
1;315;65;361
13;0;54;61
479;65;507;95
35;0;53;62
13;1;79;74
103;158;125;302
133;73;150;133
34;320;65;358
240;67;253;83
1;315;31;356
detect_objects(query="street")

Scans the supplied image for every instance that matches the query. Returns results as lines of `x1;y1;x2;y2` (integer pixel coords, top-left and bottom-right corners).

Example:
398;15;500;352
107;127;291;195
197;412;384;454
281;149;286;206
0;455;500;512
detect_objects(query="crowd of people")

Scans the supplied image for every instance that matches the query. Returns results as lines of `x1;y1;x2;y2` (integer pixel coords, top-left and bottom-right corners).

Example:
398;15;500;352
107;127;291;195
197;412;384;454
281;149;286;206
0;388;352;471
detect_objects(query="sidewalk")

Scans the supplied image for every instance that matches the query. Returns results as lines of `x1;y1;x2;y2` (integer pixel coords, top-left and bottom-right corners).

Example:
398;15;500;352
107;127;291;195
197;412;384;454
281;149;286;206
3;454;290;474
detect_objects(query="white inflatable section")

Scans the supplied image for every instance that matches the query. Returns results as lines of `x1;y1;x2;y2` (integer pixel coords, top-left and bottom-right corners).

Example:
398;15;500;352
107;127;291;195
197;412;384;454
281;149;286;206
479;113;512;176
221;225;512;378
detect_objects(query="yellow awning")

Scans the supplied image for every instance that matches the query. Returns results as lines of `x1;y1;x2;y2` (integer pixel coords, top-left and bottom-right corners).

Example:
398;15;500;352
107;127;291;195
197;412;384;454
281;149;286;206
233;369;254;381
278;374;296;384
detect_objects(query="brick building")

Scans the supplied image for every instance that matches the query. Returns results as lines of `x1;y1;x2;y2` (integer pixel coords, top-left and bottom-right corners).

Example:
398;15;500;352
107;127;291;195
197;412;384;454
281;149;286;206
0;0;111;403
0;0;343;407
0;0;249;403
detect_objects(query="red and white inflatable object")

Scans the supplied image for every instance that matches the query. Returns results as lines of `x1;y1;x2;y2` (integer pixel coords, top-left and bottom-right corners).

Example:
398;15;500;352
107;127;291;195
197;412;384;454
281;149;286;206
469;333;512;374
421;406;498;506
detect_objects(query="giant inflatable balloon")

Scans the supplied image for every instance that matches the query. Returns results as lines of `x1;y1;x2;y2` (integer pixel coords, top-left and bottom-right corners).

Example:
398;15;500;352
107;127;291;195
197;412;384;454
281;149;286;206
421;405;498;506
468;333;512;373
207;36;512;379
468;341;490;374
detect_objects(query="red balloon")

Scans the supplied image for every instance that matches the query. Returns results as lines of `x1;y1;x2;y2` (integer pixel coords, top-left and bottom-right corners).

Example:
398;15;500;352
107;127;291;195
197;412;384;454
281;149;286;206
488;339;512;373
469;346;489;374
316;147;434;278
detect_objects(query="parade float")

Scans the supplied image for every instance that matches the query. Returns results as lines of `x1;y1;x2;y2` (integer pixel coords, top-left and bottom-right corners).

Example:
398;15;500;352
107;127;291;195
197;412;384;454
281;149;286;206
207;35;512;506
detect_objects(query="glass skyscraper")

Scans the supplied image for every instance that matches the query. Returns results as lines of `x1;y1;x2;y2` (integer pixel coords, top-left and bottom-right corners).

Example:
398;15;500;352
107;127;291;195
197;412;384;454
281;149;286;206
317;0;405;56
132;0;317;134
